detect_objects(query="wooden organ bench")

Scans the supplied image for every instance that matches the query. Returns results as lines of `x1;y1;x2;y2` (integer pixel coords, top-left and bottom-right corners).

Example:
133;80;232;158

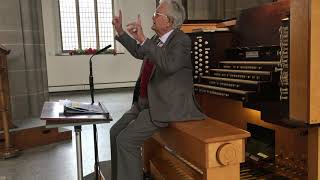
143;118;250;180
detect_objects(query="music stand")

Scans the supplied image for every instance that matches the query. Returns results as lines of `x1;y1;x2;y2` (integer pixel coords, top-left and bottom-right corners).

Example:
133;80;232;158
40;101;112;180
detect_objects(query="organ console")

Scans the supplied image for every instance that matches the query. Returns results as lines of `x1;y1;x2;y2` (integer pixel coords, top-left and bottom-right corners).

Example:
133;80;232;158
144;0;320;179
190;31;233;83
195;45;281;105
279;18;290;104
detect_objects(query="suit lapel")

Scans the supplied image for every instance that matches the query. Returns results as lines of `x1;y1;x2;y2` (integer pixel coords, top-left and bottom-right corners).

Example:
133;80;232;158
139;35;158;76
149;36;158;79
150;63;156;80
163;29;178;47
149;29;179;79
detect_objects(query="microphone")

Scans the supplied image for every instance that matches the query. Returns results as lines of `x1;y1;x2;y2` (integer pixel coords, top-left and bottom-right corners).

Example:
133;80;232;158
95;44;112;55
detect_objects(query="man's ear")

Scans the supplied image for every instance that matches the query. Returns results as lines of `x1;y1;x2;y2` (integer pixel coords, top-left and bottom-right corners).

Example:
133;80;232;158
167;16;174;27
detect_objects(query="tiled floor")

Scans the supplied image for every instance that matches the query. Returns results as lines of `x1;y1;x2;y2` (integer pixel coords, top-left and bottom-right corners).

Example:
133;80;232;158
0;88;134;180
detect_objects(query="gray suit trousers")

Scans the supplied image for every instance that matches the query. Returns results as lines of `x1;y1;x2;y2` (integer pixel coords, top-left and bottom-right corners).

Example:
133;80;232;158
110;101;159;180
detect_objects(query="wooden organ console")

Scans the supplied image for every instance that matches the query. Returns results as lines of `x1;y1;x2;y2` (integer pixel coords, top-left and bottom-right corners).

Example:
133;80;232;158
144;0;320;179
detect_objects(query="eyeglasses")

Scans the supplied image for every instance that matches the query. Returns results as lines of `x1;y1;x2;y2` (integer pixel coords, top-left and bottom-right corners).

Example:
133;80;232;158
153;12;168;18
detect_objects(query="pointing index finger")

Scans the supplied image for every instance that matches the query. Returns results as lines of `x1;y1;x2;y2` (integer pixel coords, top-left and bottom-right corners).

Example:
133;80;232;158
137;14;141;25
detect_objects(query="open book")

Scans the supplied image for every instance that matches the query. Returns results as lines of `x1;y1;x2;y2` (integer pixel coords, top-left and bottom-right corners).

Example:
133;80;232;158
63;101;109;117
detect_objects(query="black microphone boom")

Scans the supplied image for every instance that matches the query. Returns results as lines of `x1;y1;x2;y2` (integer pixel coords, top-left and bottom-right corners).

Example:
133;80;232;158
95;44;112;55
89;44;112;104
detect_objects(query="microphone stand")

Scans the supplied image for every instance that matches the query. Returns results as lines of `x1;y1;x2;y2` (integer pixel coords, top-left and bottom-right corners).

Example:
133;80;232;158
88;45;111;180
89;53;99;180
89;55;95;105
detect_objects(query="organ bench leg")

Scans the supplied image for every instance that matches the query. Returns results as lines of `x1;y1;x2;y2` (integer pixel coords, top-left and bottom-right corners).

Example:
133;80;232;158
205;164;240;180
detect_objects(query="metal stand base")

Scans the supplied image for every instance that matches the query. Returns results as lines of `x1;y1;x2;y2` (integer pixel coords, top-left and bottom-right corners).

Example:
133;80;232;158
83;161;111;180
75;126;83;180
0;147;20;159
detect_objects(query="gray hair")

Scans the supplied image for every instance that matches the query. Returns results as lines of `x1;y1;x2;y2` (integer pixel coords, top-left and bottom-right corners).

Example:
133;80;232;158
160;0;186;28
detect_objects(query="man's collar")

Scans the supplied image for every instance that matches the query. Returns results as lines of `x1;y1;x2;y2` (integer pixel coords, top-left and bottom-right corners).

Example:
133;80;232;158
158;29;174;44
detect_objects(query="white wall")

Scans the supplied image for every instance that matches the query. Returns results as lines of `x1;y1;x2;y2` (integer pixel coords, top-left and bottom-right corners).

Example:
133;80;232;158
41;0;156;92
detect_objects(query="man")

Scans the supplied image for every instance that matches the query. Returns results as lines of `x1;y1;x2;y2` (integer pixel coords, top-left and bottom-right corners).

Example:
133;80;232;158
110;0;206;179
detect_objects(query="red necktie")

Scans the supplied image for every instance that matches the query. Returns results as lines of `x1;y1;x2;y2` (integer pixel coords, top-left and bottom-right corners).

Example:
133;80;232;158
139;60;154;98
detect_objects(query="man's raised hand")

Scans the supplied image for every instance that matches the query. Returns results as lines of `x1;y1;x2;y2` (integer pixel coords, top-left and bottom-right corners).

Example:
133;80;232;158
112;10;124;35
126;14;146;43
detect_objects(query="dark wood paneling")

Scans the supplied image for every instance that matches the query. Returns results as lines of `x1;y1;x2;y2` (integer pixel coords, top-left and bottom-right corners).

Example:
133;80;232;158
235;0;290;46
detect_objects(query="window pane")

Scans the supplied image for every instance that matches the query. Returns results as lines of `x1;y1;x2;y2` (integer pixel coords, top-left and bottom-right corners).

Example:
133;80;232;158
79;0;97;49
97;0;114;49
59;0;79;51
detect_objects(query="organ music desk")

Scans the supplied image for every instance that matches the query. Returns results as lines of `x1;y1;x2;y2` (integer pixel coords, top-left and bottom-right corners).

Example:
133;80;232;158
143;118;250;180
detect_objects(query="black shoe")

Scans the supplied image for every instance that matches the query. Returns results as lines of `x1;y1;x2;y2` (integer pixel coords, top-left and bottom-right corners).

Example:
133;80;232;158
143;172;153;180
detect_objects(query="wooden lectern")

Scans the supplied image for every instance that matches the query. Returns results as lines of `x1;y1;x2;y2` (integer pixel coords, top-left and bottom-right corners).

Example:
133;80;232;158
0;44;19;159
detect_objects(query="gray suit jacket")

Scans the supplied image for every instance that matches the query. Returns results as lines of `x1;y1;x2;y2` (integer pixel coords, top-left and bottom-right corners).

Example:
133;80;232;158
116;29;206;123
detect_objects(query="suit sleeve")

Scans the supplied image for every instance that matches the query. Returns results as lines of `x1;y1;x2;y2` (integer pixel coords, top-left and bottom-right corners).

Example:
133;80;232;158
140;34;191;75
115;32;145;60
